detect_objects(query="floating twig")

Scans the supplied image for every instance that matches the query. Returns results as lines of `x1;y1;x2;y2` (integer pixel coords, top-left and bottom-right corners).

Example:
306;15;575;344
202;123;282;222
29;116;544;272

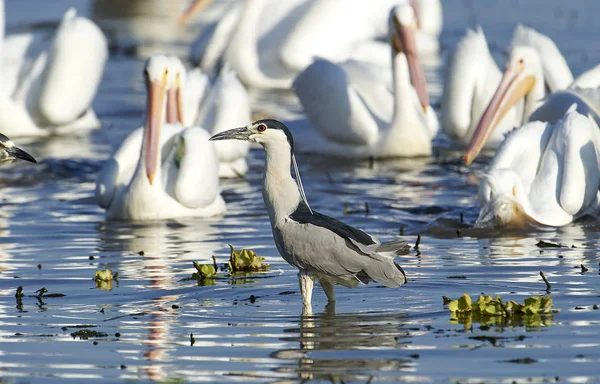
415;235;421;249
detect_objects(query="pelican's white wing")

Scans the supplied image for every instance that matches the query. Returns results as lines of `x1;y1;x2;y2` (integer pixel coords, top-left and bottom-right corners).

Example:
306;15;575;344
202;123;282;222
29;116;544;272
197;67;251;163
181;68;210;127
96;124;185;208
529;88;600;125
163;127;220;208
570;64;600;89
95;127;145;209
293;58;391;146
279;0;402;71
38;8;108;125
442;27;503;143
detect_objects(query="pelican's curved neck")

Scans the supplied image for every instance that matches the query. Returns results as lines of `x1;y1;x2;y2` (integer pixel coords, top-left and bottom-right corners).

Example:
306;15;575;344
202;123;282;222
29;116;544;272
523;68;546;124
391;53;416;122
228;0;263;55
261;141;301;227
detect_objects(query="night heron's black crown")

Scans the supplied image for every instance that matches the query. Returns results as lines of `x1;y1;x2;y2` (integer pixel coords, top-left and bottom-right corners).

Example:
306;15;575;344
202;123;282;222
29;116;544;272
254;119;295;151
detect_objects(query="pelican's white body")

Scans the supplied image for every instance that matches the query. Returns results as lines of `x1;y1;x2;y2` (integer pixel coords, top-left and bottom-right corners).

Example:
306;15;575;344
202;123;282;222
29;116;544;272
96;123;225;220
477;105;600;228
0;6;107;137
193;66;251;178
293;56;438;158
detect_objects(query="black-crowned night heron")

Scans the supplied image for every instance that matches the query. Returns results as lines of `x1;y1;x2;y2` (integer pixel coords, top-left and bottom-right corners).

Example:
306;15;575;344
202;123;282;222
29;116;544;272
210;119;409;313
0;133;36;165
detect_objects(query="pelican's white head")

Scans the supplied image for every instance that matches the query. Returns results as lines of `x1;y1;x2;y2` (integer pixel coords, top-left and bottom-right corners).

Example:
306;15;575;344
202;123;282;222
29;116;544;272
389;4;429;111
465;46;542;164
476;169;538;229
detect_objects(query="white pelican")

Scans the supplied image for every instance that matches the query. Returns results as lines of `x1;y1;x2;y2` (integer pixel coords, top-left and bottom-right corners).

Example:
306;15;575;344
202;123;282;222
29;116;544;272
476;106;600;228
167;58;251;178
279;0;442;72
95;54;225;221
182;0;310;89
464;46;600;164
441;25;576;149
0;6;107;137
182;0;441;88
150;57;250;178
190;65;251;178
0;133;36;165
441;27;524;149
292;5;438;159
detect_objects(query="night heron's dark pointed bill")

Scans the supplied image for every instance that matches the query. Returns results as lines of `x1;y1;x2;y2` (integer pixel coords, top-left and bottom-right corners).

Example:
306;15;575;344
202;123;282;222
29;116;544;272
209;127;252;141
7;146;37;163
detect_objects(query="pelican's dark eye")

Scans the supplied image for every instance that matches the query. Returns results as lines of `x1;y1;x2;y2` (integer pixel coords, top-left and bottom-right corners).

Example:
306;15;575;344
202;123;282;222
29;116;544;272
257;124;267;132
519;58;524;64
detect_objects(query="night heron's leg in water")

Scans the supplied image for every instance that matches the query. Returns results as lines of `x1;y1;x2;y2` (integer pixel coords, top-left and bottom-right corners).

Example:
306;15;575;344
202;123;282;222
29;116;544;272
298;270;314;314
320;279;335;302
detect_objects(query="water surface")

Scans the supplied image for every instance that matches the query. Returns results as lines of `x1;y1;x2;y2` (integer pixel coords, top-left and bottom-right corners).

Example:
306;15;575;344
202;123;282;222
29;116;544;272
1;0;599;382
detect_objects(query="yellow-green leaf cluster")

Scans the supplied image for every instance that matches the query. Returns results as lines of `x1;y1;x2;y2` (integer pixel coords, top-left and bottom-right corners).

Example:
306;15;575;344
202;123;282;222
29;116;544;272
93;269;117;290
228;244;270;272
193;262;217;279
447;293;553;328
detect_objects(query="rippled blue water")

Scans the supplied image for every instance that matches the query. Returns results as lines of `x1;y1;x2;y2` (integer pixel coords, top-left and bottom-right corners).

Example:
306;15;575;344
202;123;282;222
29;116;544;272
0;0;599;382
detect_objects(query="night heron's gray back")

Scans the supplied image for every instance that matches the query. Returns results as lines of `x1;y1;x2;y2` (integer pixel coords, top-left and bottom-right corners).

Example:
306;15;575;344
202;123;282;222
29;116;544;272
272;202;409;288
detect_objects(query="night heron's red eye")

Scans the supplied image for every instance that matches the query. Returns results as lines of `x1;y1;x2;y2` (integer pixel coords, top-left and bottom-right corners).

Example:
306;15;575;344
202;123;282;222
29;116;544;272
257;124;267;132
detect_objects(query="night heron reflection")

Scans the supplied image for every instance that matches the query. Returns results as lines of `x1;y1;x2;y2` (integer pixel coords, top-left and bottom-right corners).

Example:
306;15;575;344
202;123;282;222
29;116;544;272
210;119;409;313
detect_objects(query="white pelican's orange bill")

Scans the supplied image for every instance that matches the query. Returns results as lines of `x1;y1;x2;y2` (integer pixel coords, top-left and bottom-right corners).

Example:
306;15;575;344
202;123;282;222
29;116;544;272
178;0;214;25
393;14;429;112
464;63;535;165
145;79;167;184
166;74;183;124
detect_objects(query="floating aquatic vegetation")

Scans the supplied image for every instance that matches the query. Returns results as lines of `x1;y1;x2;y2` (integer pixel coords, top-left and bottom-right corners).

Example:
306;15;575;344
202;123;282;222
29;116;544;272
446;293;554;328
34;287;65;298
536;240;562;248
93;269;118;290
192;262;217;279
228;244;270;273
70;329;108;340
188;246;270;286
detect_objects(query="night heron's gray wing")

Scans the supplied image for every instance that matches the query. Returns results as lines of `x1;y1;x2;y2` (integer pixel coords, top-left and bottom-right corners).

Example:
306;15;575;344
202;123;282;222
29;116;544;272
282;202;409;288
289;202;377;247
